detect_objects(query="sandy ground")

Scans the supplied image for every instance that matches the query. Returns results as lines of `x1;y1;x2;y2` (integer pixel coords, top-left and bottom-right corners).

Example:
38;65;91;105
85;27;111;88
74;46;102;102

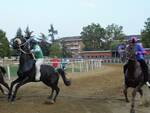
0;64;150;113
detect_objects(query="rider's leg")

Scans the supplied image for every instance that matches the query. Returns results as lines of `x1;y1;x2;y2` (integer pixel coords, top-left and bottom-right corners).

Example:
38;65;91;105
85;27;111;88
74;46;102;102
35;58;44;81
138;59;150;85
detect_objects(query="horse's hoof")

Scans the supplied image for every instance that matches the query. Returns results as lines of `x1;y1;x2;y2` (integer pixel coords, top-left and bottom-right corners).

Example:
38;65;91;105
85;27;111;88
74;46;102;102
44;100;55;104
8;96;11;102
49;100;55;104
10;98;15;102
130;109;135;113
11;102;15;104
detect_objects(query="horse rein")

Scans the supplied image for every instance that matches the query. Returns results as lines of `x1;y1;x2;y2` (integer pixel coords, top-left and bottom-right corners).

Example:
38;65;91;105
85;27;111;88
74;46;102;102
16;38;36;60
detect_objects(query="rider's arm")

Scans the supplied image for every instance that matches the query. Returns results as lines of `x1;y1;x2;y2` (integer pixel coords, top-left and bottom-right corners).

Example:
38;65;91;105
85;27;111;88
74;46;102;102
136;43;146;55
32;45;41;52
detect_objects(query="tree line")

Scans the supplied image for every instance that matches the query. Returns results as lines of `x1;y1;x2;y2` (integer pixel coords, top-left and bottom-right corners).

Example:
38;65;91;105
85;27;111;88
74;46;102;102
0;17;150;58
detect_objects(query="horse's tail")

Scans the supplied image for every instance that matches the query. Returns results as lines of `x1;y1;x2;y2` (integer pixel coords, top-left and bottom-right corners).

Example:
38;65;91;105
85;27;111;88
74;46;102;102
57;68;71;86
0;66;7;76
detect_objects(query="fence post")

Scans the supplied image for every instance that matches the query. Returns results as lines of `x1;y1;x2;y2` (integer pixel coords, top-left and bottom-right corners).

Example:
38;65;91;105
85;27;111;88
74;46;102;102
79;61;82;72
86;60;89;72
7;65;11;80
72;62;74;73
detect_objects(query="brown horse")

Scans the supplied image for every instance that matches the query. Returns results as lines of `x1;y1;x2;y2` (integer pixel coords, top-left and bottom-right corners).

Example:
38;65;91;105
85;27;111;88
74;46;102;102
123;44;148;113
0;66;9;95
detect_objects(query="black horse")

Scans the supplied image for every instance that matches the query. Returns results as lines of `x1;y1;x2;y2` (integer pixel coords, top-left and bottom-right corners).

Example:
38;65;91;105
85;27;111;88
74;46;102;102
0;66;9;94
123;44;148;113
8;37;71;103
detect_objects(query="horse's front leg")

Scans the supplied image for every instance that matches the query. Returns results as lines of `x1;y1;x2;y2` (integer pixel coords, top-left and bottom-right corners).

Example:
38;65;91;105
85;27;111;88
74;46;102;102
8;77;21;101
130;88;137;113
10;77;29;102
124;84;129;102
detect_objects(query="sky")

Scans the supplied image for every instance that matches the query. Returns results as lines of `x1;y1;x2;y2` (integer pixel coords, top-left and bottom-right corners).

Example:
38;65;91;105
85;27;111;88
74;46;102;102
0;0;150;40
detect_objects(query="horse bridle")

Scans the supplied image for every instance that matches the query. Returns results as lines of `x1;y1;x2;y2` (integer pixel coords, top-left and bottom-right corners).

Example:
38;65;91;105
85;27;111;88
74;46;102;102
14;38;33;55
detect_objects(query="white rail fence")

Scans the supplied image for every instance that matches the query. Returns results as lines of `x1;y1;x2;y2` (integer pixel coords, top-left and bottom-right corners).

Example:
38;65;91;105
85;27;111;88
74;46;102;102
0;58;102;80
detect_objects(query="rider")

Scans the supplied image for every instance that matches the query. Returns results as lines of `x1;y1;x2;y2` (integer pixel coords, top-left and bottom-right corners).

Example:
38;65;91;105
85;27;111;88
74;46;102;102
30;38;44;81
124;36;150;87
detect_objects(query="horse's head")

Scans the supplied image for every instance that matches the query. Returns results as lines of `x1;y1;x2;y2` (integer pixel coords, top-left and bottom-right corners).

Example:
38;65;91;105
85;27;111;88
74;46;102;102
11;36;31;54
126;43;136;61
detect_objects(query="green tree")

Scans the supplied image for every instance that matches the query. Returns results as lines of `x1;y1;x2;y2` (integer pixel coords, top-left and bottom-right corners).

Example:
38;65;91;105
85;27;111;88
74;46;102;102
39;33;51;56
81;23;106;50
61;40;72;57
48;24;58;43
105;24;125;50
49;42;62;57
141;17;150;48
24;26;34;39
16;27;23;38
0;30;10;57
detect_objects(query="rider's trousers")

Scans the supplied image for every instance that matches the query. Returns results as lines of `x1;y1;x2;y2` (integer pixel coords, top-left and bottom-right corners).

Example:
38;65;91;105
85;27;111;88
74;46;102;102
35;58;44;81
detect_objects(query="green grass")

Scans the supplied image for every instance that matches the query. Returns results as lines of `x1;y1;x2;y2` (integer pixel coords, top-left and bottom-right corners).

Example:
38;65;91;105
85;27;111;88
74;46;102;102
4;65;18;77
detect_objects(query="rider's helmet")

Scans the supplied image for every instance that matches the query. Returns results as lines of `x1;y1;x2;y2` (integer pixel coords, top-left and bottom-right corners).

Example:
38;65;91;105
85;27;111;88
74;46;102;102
129;36;137;43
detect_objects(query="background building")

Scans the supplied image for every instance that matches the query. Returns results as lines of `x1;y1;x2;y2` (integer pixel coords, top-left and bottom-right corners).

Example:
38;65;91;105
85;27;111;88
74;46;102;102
59;36;84;57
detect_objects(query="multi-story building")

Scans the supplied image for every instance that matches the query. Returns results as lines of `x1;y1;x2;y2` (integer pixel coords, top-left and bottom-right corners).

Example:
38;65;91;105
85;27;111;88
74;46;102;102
59;35;144;58
59;36;84;57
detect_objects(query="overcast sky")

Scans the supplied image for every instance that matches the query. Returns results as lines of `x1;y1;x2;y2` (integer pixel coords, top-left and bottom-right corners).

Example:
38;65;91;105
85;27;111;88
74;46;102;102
0;0;150;40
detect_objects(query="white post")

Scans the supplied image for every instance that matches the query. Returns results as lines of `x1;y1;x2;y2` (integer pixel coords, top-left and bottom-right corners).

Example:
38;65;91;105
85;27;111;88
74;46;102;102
79;61;82;72
72;62;74;73
99;60;102;68
86;60;89;72
7;65;11;80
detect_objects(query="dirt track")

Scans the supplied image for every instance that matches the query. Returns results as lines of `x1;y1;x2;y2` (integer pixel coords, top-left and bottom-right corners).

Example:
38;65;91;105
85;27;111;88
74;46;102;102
0;64;150;113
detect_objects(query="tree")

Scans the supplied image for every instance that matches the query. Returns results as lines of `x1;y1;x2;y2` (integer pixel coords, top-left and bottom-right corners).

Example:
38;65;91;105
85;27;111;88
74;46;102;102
105;24;125;50
61;40;72;58
24;26;34;39
48;24;58;43
49;42;62;57
0;30;10;57
141;17;150;48
15;27;23;38
39;33;51;56
80;23;106;51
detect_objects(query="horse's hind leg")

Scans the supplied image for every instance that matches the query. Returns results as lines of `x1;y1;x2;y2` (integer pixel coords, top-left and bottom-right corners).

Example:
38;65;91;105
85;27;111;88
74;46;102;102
48;83;60;103
52;85;60;102
123;85;129;102
48;88;54;99
138;89;143;98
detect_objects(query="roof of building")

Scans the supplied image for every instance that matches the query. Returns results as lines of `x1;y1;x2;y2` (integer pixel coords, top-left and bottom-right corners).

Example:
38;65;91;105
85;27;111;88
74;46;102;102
59;36;81;41
58;35;141;42
124;35;141;40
